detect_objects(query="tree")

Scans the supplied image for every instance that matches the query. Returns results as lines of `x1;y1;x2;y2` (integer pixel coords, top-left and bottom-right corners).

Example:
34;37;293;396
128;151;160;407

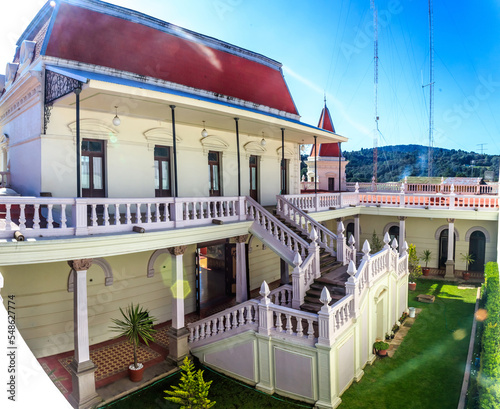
370;230;383;253
165;357;215;409
408;244;422;283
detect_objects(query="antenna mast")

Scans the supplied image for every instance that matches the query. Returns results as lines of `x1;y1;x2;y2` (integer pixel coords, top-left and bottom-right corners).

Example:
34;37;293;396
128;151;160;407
428;0;434;178
371;0;379;185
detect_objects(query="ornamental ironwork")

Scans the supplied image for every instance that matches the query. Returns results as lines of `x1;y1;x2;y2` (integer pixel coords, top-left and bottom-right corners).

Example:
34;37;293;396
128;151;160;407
44;70;82;134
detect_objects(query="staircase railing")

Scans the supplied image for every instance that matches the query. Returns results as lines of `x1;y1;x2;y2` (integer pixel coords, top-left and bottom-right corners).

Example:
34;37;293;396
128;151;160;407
276;195;337;257
246;197;319;308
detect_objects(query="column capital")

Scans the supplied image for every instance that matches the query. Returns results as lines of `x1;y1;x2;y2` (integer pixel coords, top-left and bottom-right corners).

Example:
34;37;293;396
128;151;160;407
234;234;249;243
447;218;455;223
168;245;187;256
398;216;407;221
67;259;93;271
354;214;360;219
336;217;343;222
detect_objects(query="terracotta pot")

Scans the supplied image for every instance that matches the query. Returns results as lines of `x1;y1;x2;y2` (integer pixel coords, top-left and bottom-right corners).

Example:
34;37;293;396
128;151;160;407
422;267;430;276
128;364;145;382
377;349;388;356
463;272;471;281
408;282;417;291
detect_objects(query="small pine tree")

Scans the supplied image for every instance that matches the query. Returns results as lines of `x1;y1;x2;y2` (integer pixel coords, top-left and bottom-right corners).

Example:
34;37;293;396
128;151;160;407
370;230;383;253
408;244;422;283
165;357;215;409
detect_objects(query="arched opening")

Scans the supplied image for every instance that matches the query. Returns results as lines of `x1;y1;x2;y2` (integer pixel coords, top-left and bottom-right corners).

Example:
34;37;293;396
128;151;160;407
468;231;486;272
438;229;455;269
346;222;354;242
388;225;400;248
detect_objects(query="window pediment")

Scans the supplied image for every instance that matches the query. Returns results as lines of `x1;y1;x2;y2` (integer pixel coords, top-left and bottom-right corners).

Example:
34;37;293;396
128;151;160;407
68;119;118;141
276;146;294;162
5;63;19;89
244;141;266;159
143;127;182;150
200;135;229;155
19;41;36;72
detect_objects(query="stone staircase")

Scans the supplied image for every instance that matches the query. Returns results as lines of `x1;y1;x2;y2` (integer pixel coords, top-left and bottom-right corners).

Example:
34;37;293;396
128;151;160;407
274;212;348;313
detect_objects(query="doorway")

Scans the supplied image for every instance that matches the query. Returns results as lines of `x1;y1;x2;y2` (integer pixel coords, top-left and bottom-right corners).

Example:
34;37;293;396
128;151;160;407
439;229;455;269
249;155;259;201
82;139;105;197
388;225;400;249
154;145;171;197
328;177;335;192
208;151;221;197
468;231;486;272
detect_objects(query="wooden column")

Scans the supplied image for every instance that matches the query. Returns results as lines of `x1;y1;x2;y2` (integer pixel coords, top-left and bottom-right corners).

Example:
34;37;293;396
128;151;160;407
167;246;189;365
67;259;100;409
235;235;249;303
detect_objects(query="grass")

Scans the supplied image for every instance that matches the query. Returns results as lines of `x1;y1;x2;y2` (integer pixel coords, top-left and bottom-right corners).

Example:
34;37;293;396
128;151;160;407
101;361;313;409
339;279;478;409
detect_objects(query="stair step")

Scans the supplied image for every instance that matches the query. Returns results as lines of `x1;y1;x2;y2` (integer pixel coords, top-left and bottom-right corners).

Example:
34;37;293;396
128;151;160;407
315;276;348;287
309;283;345;295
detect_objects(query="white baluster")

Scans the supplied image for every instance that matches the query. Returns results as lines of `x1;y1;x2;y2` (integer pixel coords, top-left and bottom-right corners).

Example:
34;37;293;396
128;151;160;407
225;313;231;330
155;203;160;222
19;204;26;230
189;328;194;343
239;307;245;325
307;319;314;339
91;204;97;227
286;314;293;334
60;204;67;229
33;204;40;230
136;203;141;223
126;203;132;224
296;318;303;337
218;317;225;334
47;204;54;229
114;204;120;225
276;312;283;332
5;204;11;231
200;322;206;340
103;204;109;226
194;326;200;342
146;203;152;223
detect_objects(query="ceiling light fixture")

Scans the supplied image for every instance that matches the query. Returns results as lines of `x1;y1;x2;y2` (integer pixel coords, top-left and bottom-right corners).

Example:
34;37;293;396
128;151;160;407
112;106;121;126
260;132;266;146
201;121;208;137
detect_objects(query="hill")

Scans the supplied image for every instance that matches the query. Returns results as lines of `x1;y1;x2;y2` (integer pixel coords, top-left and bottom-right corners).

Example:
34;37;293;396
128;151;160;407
343;145;499;182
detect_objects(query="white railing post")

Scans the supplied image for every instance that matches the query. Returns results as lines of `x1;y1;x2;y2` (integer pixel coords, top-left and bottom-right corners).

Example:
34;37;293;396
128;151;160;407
237;196;246;221
391;238;399;271
315;195;319;212
171;199;185;227
337;220;346;264
317;287;333;346
291;252;304;309
72;198;88;236
449;184;456;210
258;281;274;336
309;227;321;279
362;240;372;286
399;182;405;208
346;260;358;315
348;234;356;262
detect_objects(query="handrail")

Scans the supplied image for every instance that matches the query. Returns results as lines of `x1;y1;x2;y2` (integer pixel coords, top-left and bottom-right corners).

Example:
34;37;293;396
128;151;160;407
276;195;337;256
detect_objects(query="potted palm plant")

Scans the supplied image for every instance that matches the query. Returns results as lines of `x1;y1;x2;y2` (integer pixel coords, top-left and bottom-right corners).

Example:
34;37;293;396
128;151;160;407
408;244;422;291
421;249;432;276
461;253;474;281
110;303;157;382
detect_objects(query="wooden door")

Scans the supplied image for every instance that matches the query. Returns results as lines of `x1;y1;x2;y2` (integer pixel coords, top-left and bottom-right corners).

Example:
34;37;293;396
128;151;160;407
469;231;486;272
249;155;258;201
208;151;221;197
154;145;171;197
82;139;105;197
328;177;335;192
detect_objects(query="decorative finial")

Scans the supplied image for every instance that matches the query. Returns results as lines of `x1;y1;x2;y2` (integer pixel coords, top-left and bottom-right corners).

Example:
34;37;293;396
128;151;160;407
320;286;331;307
259;281;270;298
347;260;357;277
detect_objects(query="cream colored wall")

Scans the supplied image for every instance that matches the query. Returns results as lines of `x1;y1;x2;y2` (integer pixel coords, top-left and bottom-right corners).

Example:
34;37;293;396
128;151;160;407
42;106;300;204
0;245;197;358
248;236;281;290
306;158;348;191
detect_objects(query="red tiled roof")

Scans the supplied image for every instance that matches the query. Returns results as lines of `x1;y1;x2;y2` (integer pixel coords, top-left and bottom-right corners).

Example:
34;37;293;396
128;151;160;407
43;2;298;115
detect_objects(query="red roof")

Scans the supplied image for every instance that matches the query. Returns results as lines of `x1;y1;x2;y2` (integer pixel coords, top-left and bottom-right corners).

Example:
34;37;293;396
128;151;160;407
43;2;298;115
310;103;340;157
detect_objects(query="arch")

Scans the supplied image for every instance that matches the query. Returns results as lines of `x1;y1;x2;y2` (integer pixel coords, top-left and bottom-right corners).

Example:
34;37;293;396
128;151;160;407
434;225;459;241
465;226;490;243
383;222;399;237
147;249;171;278
200;135;229;155
143;127;182;150
276;146;294;162
244;141;266;158
68;119;118;140
67;258;113;292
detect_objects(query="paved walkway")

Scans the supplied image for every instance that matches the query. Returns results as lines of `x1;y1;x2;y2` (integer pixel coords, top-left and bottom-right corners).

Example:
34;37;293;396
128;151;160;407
387;308;422;358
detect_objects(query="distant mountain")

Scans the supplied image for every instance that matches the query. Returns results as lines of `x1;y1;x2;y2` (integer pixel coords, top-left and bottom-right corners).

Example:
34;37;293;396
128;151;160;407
343;145;499;183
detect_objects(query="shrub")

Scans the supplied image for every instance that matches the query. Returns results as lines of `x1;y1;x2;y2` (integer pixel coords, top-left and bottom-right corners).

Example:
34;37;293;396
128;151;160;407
479;262;500;408
373;341;389;351
408;244;422;283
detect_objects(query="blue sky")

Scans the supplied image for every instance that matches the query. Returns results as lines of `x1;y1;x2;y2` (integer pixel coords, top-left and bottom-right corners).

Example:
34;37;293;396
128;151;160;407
2;0;500;154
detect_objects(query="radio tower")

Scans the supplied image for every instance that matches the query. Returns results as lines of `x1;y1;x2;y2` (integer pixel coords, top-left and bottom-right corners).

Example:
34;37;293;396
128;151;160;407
371;0;379;185
427;0;434;178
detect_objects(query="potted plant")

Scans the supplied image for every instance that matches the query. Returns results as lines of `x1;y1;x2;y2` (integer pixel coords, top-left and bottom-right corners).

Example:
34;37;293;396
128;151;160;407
408;244;422;291
421;249;432;276
110;303;157;382
461;253;474;281
374;341;390;356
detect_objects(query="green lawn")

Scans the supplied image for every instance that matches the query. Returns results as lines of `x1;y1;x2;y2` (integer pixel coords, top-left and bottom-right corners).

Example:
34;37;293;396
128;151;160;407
339;280;478;409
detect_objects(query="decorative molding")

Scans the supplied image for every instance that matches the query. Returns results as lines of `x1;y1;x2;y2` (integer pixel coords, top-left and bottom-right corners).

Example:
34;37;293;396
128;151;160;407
143;127;182;150
447;218;455;223
0;75;4;94
0;84;42;124
67;258;113;292
398;216;407;221
276;146;294;162
234;234;249;244
434;225;460;241
465;226;490;243
146;248;170;278
200;135;229;155
67;258;93;271
168;245;187;256
383;222;400;237
68;118;118;140
5;63;19;89
243;141;266;159
18;41;36;73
